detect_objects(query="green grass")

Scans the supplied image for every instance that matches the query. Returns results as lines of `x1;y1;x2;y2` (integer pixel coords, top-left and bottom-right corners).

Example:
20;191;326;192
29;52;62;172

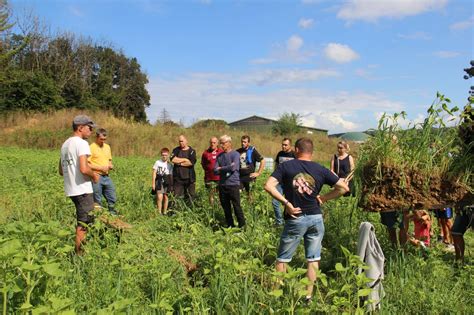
0;147;472;314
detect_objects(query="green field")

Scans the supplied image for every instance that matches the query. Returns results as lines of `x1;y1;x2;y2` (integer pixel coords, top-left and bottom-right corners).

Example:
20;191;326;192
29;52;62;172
0;147;472;314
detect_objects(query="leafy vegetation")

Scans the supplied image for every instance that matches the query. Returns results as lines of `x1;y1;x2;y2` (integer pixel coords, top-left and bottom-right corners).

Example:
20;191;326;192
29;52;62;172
272;112;302;136
354;94;473;211
0;147;472;313
0;1;150;121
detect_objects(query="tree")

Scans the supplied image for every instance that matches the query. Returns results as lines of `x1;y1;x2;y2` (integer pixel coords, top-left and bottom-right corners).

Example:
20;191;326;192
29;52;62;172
272;112;302;136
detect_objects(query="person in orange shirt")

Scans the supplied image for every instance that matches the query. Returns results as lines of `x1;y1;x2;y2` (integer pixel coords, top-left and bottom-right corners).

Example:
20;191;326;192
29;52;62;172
88;128;117;215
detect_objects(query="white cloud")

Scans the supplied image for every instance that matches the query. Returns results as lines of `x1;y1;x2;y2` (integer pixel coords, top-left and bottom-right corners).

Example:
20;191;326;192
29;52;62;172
251;35;315;65
397;31;432;40
324;43;359;63
250;58;277;65
146;71;403;132
68;6;84;17
298;18;314;29
450;16;474;31
337;0;448;22
433;50;461;58
249;69;340;86
287;35;304;52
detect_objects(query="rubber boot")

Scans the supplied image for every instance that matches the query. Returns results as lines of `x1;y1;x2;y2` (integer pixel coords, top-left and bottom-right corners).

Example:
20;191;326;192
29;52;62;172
75;226;87;255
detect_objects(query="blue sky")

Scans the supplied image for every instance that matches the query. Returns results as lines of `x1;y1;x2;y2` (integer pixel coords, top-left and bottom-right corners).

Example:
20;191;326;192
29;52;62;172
10;0;474;133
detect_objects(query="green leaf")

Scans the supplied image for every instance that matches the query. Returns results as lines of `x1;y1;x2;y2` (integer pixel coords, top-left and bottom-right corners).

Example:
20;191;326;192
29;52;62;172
357;288;372;297
158;299;174;311
43;263;65;277
20;302;33;310
335;263;346;272
161;273;172;281
320;275;328;287
269;289;283;298
0;239;22;257
32;305;51;314
49;296;73;310
21;262;41;271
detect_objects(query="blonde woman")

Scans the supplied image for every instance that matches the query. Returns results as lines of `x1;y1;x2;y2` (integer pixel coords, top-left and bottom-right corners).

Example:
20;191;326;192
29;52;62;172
330;141;355;196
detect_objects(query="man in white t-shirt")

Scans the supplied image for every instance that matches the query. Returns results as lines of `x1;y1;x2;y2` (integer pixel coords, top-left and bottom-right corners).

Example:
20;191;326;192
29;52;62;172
59;115;99;255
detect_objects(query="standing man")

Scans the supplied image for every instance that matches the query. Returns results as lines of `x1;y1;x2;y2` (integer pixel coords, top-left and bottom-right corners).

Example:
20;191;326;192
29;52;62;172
237;135;265;201
272;138;296;225
171;135;197;205
201;137;223;205
264;138;348;303
214;135;245;228
88;128;117;215
59;115;99;255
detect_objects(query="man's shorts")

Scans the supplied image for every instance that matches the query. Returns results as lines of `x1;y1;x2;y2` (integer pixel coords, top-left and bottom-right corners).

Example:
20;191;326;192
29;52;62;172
204;180;218;190
277;214;324;263
451;206;474;235
434;207;453;219
70;193;95;227
380;211;404;229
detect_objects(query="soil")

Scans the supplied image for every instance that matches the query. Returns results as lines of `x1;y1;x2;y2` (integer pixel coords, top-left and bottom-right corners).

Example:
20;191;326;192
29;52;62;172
167;247;198;275
359;163;471;212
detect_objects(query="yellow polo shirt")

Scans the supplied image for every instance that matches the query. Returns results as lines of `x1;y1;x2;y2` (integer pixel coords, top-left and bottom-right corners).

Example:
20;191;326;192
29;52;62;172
89;142;112;175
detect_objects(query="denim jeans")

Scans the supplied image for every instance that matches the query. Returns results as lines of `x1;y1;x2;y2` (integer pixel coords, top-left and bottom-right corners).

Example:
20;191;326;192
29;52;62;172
272;184;284;225
277;214;324;263
92;175;117;215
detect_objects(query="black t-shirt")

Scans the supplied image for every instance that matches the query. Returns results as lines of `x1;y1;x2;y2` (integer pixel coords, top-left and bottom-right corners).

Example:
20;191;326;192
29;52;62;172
237;146;263;182
271;159;339;218
171;146;197;182
275;150;296;166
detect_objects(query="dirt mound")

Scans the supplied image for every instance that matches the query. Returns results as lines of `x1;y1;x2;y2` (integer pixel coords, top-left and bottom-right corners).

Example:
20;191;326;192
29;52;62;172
97;215;133;230
359;163;470;212
167;247;198;274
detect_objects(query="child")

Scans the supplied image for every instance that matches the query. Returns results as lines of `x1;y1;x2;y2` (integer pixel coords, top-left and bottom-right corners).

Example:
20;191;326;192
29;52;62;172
152;148;173;215
409;210;431;249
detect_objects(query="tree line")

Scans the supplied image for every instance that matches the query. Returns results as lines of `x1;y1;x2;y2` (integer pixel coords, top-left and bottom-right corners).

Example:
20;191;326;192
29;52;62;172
0;1;150;122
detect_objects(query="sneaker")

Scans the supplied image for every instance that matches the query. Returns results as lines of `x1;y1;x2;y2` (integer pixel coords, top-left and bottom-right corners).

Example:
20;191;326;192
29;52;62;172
303;296;313;306
444;244;455;252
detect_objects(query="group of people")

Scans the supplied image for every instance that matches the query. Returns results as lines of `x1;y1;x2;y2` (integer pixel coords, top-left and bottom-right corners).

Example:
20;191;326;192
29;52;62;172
59;115;472;301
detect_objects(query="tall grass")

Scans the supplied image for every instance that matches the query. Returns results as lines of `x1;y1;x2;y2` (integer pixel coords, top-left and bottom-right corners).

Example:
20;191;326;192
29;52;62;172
0;110;341;161
0;147;472;313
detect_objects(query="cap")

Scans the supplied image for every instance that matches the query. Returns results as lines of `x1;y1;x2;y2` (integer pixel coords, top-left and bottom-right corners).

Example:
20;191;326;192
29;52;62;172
73;115;96;128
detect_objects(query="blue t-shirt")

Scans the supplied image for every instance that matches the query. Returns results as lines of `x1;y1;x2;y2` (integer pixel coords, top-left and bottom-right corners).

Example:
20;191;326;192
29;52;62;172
271;159;339;218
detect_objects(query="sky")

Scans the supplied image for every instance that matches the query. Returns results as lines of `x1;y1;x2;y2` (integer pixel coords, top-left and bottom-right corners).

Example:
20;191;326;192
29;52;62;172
9;0;474;133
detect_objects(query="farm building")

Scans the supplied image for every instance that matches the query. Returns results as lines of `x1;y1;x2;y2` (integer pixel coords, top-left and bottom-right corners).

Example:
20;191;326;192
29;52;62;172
228;115;328;136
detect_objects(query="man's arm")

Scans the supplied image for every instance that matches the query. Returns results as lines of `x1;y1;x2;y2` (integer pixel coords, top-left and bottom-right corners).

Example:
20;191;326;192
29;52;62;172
79;155;99;183
318;179;349;204
88;162;108;173
264;176;301;218
152;168;157;190
250;151;265;178
58;159;63;176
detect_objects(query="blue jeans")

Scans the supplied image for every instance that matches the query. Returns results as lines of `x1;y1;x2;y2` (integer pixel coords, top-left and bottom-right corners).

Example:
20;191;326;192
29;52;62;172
272;184;284;225
92;175;117;215
277;214;324;263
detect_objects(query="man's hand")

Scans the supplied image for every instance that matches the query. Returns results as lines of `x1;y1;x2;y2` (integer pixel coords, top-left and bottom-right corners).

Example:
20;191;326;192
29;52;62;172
91;172;100;184
317;195;326;205
285;202;302;219
249;172;260;178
